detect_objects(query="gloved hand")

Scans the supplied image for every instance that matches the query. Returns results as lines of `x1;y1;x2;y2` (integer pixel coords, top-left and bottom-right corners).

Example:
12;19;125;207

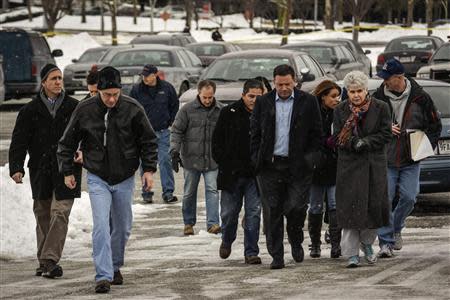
171;151;183;173
352;138;368;152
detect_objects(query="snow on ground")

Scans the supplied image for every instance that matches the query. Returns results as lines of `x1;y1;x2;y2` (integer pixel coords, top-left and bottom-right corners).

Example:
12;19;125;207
0;6;42;23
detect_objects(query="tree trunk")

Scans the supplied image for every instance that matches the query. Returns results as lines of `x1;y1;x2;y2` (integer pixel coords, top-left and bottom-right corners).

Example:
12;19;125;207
352;15;360;42
281;0;291;46
324;0;334;29
81;0;86;23
149;0;156;33
406;0;414;27
111;0;118;45
337;0;343;24
27;0;33;22
133;0;138;25
386;6;392;24
100;0;104;35
185;0;193;31
426;0;433;36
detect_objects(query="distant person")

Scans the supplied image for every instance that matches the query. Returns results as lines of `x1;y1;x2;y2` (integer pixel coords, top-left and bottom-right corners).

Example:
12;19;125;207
374;58;441;258
170;80;224;236
212;28;224;41
334;71;391;268
250;64;322;269
9;63;81;279
130;64;179;204
212;79;264;265
84;65;99;100
308;80;342;259
57;66;158;293
254;76;272;94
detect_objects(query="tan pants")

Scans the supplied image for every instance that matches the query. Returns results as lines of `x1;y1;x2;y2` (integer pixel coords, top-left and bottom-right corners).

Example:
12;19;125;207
33;194;74;264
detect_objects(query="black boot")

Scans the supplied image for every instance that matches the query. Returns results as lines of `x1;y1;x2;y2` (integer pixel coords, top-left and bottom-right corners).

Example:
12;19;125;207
328;210;342;258
308;213;323;258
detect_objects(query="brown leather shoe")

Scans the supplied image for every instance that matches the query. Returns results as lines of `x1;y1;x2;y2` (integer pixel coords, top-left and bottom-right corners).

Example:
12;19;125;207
111;270;123;285
219;242;231;259
184;224;194;236
95;280;111;293
245;256;262;264
207;224;221;234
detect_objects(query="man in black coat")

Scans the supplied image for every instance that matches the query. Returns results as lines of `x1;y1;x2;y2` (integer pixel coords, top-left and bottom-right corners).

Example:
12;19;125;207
9;63;81;279
212;79;264;265
250;64;322;269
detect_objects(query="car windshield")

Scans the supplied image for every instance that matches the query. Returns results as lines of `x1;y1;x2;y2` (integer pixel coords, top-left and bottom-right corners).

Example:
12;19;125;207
203;57;290;81
78;49;108;63
188;44;225;56
432;45;450;62
388;38;435;51
288;46;335;64
110;50;173;67
423;86;450;118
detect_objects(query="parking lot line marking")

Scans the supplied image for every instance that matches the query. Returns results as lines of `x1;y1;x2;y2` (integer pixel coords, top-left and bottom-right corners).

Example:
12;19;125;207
354;258;426;286
399;260;449;287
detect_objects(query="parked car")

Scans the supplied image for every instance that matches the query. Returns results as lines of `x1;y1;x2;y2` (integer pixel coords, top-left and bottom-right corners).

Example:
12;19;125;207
281;41;367;80
0;55;4;106
317;38;372;76
0;28;63;100
179;49;335;105
376;35;444;77
367;78;450;193
130;34;196;47
186;42;241;67
108;44;203;96
416;42;450;83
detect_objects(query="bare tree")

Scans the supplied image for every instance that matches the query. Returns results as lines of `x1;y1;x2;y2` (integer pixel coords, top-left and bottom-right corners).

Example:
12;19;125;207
27;0;33;22
81;0;86;23
42;0;70;33
337;0;343;24
185;0;193;31
281;0;292;45
344;0;376;42
149;0;157;33
426;0;433;36
245;0;256;29
406;0;414;27
133;0;138;25
104;0;118;45
324;0;334;29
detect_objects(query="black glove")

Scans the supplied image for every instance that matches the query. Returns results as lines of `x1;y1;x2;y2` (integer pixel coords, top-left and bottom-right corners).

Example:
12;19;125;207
352;138;368;152
171;151;183;173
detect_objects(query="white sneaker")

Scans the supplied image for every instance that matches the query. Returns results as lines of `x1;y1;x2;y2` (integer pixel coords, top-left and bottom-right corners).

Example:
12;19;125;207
393;232;403;250
360;243;377;264
377;244;394;258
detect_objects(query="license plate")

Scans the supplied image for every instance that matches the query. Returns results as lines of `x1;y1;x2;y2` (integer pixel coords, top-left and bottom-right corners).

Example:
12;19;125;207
397;56;415;63
438;139;450;155
121;76;134;84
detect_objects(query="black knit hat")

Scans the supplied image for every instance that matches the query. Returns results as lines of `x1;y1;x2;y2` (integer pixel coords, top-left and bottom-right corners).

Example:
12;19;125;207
97;66;122;90
40;63;61;81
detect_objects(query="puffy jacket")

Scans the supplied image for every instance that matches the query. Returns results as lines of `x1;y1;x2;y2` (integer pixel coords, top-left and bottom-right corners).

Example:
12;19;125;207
57;94;158;185
130;78;179;131
170;97;224;171
373;77;442;167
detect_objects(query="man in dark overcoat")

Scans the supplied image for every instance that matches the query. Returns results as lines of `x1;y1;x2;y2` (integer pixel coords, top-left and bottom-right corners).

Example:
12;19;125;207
9;63;81;278
250;64;322;269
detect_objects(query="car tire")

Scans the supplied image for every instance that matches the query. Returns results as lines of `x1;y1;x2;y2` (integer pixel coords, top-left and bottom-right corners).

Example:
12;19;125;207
178;82;189;97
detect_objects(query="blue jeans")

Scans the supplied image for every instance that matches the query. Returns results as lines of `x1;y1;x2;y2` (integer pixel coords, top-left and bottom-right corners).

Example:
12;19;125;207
221;177;261;257
87;172;135;282
308;184;336;214
378;163;420;246
182;168;219;229
141;129;174;199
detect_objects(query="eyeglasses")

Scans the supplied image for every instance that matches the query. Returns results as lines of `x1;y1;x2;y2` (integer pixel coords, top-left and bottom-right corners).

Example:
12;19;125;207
100;91;120;99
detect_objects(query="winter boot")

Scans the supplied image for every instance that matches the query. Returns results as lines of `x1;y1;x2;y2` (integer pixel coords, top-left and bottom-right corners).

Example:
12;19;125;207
328;210;342;258
308;213;323;258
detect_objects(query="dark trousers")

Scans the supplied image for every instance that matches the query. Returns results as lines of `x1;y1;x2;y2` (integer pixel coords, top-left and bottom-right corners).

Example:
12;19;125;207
257;160;310;261
33;194;73;265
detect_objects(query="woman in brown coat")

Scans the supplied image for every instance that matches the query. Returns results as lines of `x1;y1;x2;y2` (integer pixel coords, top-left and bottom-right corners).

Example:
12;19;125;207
333;71;391;268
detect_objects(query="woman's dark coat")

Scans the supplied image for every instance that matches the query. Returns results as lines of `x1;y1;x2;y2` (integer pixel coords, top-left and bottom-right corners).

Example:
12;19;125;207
9;93;81;200
333;97;391;229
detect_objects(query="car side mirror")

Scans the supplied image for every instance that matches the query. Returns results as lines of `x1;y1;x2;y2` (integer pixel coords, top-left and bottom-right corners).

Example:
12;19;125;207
331;56;338;64
71;58;78;63
52;49;63;57
364;49;371;54
299;68;315;82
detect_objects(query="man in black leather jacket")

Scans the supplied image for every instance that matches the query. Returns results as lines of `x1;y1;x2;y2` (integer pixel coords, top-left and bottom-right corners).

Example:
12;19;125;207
57;66;158;294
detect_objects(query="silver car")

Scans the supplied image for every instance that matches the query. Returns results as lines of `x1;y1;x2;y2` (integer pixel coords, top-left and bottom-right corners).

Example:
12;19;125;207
108;44;203;96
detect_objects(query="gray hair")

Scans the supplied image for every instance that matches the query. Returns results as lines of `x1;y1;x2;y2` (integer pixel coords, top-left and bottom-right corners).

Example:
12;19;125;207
343;71;369;90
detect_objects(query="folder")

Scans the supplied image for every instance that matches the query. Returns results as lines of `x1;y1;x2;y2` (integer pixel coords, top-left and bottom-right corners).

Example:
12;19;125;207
407;130;435;161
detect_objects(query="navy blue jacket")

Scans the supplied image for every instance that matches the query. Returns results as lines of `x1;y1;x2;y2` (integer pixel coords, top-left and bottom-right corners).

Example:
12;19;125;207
130;78;179;131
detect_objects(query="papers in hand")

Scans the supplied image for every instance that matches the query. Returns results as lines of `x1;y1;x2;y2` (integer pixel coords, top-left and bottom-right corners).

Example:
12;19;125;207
407;129;435;161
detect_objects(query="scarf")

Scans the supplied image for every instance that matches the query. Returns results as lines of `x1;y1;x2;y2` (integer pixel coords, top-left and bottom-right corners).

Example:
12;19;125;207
337;97;371;146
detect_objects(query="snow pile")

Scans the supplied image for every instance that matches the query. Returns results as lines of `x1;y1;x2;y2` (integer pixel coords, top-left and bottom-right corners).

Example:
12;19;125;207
0;160;93;259
46;32;101;71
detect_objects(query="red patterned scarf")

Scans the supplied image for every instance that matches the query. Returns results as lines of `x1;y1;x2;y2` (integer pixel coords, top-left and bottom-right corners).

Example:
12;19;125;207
337;97;371;146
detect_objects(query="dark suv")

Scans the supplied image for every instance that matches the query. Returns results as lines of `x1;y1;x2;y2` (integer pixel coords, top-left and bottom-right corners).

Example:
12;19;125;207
0;28;63;100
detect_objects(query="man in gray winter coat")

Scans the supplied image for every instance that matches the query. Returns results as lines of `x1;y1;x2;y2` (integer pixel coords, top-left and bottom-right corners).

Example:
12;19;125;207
170;80;224;236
